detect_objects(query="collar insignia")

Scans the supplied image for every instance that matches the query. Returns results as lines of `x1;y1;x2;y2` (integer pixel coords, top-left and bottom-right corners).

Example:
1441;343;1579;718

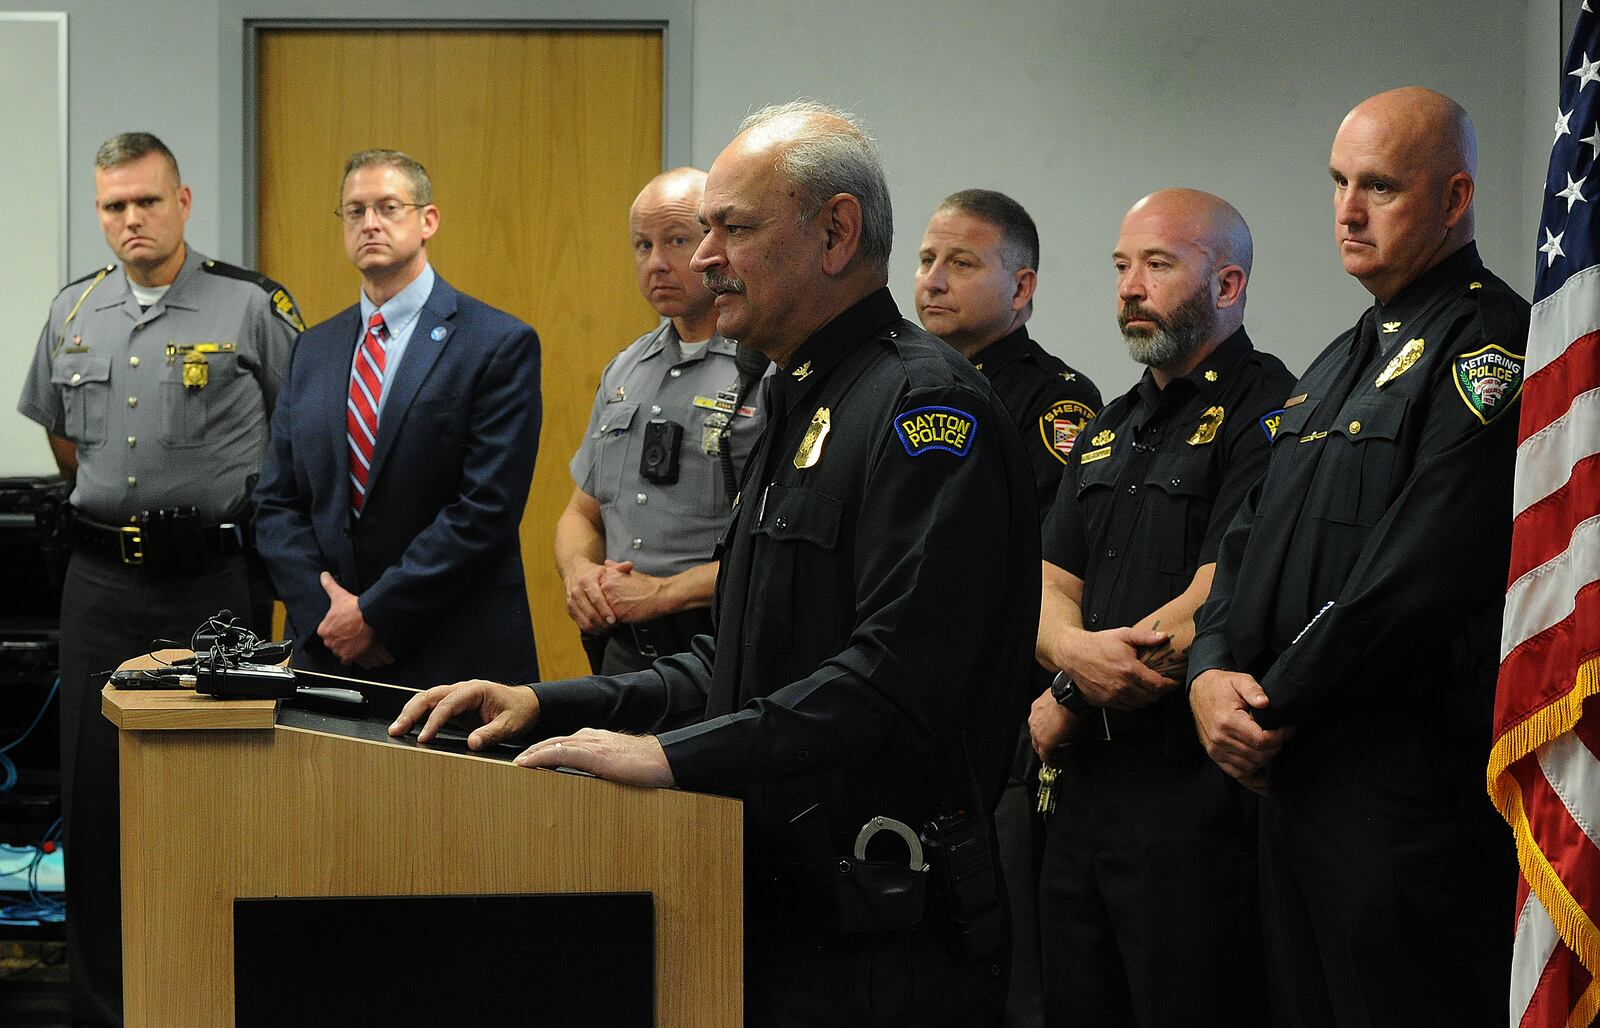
792;360;813;381
1381;321;1402;333
1204;370;1218;382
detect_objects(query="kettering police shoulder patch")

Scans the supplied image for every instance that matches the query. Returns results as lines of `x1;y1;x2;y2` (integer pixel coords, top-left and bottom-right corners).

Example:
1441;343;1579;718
1453;344;1525;423
1040;399;1095;464
1260;408;1285;441
896;405;976;457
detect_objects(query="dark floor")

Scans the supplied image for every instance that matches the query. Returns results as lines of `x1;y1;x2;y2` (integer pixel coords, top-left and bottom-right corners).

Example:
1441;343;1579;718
0;940;70;1027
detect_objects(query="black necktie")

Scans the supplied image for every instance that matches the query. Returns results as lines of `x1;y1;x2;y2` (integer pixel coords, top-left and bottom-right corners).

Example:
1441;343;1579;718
1312;311;1381;430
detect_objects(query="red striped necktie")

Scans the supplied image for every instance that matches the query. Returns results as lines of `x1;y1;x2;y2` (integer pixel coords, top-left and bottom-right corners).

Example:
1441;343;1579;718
347;310;388;514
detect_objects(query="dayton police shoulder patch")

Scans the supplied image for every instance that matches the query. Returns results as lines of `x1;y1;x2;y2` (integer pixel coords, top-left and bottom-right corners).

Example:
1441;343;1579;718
895;405;977;457
1452;343;1525;424
1259;408;1285;442
1040;399;1096;464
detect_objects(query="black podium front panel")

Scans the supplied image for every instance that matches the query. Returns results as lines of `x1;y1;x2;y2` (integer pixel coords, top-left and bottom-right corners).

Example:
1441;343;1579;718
234;892;654;1026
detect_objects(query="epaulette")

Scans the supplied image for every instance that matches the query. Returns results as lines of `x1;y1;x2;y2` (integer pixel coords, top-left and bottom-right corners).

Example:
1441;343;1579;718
202;258;306;332
65;263;115;288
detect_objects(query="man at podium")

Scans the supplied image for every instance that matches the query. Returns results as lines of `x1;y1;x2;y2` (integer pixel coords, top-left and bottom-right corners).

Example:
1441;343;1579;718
392;102;1041;1026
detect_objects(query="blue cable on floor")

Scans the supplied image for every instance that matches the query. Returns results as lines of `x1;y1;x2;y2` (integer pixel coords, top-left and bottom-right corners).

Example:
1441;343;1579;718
0;675;59;795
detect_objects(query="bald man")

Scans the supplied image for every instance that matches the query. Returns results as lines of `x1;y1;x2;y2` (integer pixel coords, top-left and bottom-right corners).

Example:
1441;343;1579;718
1029;188;1293;1025
1188;88;1526;1023
556;167;768;674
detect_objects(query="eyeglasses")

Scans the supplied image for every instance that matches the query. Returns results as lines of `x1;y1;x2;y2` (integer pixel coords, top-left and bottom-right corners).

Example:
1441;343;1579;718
335;199;425;225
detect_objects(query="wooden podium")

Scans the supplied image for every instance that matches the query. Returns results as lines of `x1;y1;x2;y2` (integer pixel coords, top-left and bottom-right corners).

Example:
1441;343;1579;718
102;657;743;1026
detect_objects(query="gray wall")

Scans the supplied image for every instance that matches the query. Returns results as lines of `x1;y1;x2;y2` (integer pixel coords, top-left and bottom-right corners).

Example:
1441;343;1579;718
694;0;1549;396
0;0;1564;469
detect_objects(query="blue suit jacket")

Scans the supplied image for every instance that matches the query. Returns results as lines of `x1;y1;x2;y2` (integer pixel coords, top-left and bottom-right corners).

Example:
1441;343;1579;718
254;274;542;687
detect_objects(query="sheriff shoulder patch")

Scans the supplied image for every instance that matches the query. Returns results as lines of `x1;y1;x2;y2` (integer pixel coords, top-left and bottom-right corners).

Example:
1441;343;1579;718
1453;343;1525;423
1260;408;1285;441
896;405;976;457
1040;399;1096;464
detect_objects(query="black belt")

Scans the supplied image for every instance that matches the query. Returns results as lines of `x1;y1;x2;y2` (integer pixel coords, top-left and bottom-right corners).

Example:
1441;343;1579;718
70;508;248;570
622;608;714;660
1083;706;1164;742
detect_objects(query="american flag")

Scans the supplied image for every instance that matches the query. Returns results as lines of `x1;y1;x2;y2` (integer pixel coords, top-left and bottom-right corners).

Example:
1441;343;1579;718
1492;5;1600;1026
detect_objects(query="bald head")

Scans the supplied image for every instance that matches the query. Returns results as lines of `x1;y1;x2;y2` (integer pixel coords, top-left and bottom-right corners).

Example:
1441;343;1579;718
630;166;715;335
1128;189;1254;279
1330;88;1477;300
631;167;706;219
1343;87;1478;181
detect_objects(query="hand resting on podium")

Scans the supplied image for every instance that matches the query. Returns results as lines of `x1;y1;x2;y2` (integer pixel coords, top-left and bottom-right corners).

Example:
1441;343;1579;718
388;680;675;788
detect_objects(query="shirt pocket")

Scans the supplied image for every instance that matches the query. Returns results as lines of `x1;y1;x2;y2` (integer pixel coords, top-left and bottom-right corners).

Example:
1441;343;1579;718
159;350;242;449
749;483;844;653
1317;398;1407;526
1141;449;1217;574
589;401;639;505
51;354;112;448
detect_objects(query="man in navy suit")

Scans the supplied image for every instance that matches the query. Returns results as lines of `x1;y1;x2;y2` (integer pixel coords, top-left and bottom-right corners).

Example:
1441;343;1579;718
255;149;541;687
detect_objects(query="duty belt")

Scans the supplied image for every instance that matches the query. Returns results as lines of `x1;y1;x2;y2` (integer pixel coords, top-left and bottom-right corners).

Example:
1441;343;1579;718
70;508;249;571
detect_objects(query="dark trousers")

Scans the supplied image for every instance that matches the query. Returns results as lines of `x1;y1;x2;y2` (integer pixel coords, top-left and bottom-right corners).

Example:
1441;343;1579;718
584;607;715;676
1258;717;1516;1027
995;730;1045;1028
746;911;1007;1026
57;548;256;1027
1037;736;1264;1027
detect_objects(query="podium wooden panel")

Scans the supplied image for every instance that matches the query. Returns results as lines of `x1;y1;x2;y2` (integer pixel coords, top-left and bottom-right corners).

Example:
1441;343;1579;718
103;657;742;1026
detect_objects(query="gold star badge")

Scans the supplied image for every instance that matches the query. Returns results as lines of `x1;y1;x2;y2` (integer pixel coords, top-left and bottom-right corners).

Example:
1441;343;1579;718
792;360;813;380
1204;370;1218;382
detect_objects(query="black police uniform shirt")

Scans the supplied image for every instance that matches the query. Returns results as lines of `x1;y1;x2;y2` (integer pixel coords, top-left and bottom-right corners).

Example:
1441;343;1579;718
533;287;1041;858
1044;327;1295;644
972;326;1102;513
1189;243;1530;729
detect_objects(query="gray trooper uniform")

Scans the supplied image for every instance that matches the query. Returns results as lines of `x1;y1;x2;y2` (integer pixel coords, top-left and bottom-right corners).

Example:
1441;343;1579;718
570;321;766;673
16;245;299;1027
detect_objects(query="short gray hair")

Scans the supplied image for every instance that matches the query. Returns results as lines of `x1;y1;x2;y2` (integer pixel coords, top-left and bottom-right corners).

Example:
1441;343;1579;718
738;100;893;276
341;148;433;205
95;132;181;183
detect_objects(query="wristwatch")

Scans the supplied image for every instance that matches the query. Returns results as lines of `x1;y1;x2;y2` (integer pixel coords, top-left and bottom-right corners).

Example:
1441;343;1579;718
1050;671;1092;715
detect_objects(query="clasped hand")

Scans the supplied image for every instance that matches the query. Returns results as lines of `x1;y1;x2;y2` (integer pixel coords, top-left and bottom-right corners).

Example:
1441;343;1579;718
563;559;668;631
1062;626;1178;710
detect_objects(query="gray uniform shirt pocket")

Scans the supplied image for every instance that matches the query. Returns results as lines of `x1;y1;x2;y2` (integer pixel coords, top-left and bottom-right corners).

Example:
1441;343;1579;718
51;353;112;448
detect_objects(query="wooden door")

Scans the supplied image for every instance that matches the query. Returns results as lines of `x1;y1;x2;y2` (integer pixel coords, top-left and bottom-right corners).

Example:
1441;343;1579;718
257;28;663;681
